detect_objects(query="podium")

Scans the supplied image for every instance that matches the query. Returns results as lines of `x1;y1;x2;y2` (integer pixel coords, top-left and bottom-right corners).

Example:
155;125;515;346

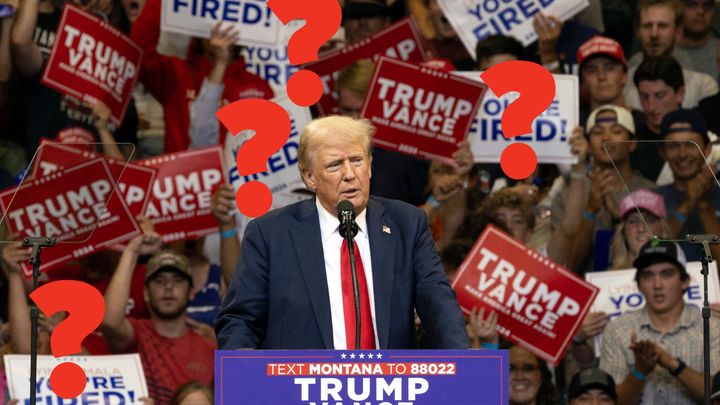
215;349;508;404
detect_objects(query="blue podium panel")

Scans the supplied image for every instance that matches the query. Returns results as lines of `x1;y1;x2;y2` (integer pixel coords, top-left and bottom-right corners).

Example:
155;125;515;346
216;350;508;405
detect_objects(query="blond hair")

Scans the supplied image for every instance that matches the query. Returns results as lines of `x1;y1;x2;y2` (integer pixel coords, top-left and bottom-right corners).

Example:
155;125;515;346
335;59;376;99
610;219;671;270
298;115;375;173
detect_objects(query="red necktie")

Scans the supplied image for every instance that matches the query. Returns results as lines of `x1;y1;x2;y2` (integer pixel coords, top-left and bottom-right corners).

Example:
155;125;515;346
340;239;376;349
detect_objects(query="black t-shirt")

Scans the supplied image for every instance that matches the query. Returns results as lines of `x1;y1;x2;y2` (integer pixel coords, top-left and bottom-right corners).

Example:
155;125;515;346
370;148;430;207
20;9;138;155
630;121;665;183
696;93;720;136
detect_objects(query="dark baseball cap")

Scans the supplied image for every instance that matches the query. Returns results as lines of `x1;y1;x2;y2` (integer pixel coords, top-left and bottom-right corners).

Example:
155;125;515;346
343;0;390;21
145;250;192;284
660;108;710;145
568;368;617;400
633;240;688;278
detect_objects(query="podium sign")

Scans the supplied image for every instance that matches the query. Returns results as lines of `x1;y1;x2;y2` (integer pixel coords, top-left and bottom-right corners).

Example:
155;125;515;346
216;350;508;404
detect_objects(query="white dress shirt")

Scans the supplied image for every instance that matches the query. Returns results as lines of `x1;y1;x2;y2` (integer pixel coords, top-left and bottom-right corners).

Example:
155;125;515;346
316;198;379;349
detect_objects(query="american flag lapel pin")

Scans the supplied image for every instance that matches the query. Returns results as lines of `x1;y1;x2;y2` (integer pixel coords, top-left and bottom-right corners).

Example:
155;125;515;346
382;225;391;234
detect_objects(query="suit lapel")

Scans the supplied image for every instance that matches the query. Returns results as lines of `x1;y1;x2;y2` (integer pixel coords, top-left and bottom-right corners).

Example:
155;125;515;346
367;198;395;349
289;198;334;349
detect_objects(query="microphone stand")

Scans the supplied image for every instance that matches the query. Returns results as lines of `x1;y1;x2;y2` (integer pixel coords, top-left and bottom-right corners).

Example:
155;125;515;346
340;213;360;349
686;234;719;405
22;236;57;404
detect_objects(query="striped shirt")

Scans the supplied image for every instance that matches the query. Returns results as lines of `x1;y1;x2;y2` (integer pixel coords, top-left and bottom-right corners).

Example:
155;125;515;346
599;305;720;405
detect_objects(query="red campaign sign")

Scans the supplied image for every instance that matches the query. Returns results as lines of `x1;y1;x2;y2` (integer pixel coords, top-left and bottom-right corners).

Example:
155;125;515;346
137;147;226;242
41;4;142;125
31;140;156;218
452;225;598;365
361;57;487;165
304;17;427;116
0;158;141;276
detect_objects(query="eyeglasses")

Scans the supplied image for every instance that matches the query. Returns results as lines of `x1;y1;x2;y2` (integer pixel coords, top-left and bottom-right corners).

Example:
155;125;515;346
685;0;714;11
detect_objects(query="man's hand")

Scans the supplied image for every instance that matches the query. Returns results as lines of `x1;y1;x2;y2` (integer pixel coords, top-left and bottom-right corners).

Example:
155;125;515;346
187;317;217;342
127;217;162;256
469;307;499;345
652;342;679;371
631;334;658;375
432;171;463;203
451;140;473;178
85;97;113;133
533;13;563;62
569;127;588;172
1;241;31;275
211;184;236;227
682;169;714;211
575;312;609;341
208;22;239;66
589;167;622;218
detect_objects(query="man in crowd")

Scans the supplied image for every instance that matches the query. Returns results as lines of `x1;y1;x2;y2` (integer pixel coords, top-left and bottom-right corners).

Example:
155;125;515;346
576;36;642;127
600;240;720;404
656;108;720;259
101;227;215;404
548;105;655;272
624;0;718;109
633;56;685;181
342;0;391;44
567;368;617;405
676;0;719;79
215;115;468;350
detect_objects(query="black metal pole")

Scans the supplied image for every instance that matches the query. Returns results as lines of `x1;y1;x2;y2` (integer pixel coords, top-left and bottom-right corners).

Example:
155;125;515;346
22;236;56;403
687;235;719;405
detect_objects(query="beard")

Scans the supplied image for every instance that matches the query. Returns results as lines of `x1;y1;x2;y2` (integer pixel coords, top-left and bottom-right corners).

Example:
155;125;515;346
683;27;709;41
148;299;188;320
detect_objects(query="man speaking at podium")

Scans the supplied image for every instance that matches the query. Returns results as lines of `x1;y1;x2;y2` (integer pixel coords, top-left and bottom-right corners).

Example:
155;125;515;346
215;116;469;350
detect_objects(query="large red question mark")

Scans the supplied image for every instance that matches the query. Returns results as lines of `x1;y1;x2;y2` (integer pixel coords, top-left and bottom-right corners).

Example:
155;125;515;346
216;99;291;217
216;0;341;217
267;0;342;107
480;61;556;180
29;280;105;399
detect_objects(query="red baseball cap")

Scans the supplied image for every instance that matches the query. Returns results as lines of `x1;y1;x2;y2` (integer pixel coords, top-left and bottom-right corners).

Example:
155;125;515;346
577;35;626;67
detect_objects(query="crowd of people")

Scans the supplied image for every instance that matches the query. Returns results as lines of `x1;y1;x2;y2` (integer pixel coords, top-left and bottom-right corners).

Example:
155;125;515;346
1;0;720;403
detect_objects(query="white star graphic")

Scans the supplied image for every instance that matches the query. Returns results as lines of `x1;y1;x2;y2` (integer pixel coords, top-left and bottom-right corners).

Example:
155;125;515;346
376;353;383;359
368;353;374;359
359;353;365;359
340;353;347;359
350;353;356;359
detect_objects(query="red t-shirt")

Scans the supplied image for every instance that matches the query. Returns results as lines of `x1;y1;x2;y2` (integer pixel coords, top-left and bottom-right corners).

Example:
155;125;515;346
127;318;216;405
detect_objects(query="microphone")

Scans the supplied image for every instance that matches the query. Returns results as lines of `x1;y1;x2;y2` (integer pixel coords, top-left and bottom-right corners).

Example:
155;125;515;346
337;200;358;238
337;200;361;349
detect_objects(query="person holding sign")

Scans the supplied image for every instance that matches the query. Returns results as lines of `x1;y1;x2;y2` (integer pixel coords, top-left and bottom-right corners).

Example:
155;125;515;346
215;115;468;350
101;222;215;405
599;239;720;404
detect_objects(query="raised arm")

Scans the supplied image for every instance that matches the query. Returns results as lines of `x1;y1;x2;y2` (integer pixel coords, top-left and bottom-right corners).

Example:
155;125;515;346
2;242;32;354
101;221;161;352
211;183;241;289
10;0;43;76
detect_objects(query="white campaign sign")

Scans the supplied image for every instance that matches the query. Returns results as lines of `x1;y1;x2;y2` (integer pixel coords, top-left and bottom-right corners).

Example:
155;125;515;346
454;71;578;165
161;0;282;47
585;262;720;321
225;93;310;209
4;354;148;404
439;0;589;57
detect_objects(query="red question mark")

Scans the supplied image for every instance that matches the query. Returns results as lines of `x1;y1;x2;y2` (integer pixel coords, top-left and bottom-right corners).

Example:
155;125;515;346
480;61;556;180
30;280;105;399
267;0;342;106
216;0;341;218
216;99;291;217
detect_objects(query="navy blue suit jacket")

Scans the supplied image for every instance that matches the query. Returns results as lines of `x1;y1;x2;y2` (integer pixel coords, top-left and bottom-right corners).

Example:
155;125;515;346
215;196;469;350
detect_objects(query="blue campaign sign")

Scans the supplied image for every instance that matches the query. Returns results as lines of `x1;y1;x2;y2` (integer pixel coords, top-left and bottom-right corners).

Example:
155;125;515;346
216;350;508;405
